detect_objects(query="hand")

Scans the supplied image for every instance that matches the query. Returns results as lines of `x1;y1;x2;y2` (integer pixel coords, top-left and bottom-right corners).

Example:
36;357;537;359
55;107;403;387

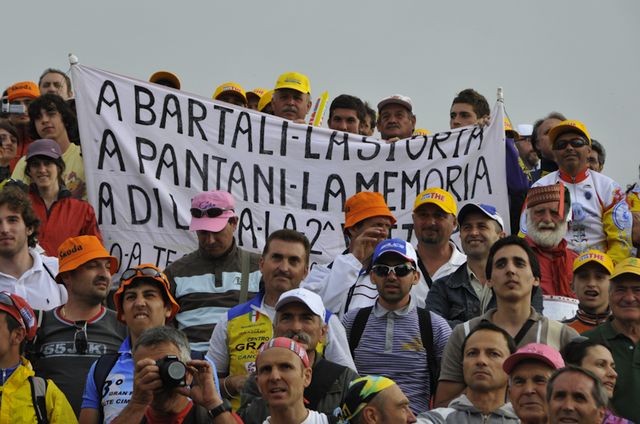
476;116;491;128
385;137;400;144
293;118;307;124
130;358;162;407
222;374;247;398
350;226;388;263
177;360;224;410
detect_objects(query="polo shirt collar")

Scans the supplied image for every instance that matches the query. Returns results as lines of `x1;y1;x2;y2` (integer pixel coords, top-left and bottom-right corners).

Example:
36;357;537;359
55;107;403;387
373;294;416;318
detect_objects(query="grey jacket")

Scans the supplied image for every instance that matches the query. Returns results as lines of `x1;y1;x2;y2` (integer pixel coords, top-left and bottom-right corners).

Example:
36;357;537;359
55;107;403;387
417;394;519;424
238;355;358;424
426;262;544;328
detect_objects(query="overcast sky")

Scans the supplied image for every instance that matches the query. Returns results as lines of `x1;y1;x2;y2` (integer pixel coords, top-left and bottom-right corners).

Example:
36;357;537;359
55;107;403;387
4;0;639;186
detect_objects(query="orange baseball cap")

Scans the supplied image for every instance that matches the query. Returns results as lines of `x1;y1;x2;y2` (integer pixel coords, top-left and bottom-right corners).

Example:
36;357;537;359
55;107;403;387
344;192;396;229
113;264;179;322
7;81;40;102
56;236;119;283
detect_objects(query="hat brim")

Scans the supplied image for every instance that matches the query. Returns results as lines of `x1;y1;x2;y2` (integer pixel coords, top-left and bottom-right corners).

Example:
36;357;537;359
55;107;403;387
275;296;324;319
458;204;503;230
549;125;590;147
56;254;119;283
275;84;308;94
377;99;412;113
503;352;559;374
413;199;456;215
189;213;234;233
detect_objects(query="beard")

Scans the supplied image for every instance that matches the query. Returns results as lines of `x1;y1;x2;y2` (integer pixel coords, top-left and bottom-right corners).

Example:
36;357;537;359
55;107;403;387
526;214;566;248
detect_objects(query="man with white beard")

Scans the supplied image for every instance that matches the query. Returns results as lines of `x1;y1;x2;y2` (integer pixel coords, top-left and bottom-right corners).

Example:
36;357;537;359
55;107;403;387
522;184;579;320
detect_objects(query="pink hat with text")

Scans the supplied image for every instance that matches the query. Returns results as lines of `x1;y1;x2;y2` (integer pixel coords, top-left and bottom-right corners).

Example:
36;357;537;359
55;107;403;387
189;191;236;233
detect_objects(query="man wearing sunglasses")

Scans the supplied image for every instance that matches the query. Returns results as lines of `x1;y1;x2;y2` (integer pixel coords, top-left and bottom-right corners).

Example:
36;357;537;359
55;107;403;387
79;263;181;424
520;120;633;264
28;236;127;415
164;190;261;353
0;291;77;422
342;238;452;414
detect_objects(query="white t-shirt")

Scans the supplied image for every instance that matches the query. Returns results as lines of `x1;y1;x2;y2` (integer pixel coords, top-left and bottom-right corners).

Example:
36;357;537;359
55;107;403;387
263;409;329;424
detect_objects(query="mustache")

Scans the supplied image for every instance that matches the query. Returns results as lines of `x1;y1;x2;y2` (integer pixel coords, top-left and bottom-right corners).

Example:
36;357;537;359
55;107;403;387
281;330;311;345
282;106;298;113
93;275;110;285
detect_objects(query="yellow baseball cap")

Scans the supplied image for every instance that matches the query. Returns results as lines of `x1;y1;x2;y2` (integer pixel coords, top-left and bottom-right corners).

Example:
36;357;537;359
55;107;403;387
610;257;640;281
549;120;591;146
247;88;267;99
413;188;457;215
573;250;614;274
212;82;247;103
274;72;310;94
258;90;274;112
504;117;520;140
149;71;181;90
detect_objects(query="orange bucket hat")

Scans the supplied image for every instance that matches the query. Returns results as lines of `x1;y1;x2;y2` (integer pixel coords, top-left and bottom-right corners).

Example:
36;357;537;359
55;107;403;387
344;192;396;229
56;236;118;283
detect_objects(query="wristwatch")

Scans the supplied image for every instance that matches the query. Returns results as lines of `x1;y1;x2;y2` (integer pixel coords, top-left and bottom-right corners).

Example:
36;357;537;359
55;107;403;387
208;399;232;419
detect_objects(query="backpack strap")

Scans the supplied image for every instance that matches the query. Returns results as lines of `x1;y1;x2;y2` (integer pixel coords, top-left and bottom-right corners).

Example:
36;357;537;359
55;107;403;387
93;352;120;423
417;307;439;397
29;375;49;424
239;248;250;304
303;359;347;411
347;306;373;358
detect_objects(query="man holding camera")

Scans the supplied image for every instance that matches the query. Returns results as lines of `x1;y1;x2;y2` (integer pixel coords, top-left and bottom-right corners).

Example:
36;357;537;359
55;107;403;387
111;327;236;423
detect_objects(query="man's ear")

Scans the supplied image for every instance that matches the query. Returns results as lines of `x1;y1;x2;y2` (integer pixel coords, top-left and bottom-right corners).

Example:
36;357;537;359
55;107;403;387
10;326;26;346
532;276;540;287
302;366;312;388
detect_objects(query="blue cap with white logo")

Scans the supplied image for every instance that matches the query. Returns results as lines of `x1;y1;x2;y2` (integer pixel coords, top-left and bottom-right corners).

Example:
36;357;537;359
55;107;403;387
457;203;504;230
371;238;418;265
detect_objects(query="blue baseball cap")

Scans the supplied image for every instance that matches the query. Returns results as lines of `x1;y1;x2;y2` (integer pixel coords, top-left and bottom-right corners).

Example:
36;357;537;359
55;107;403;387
371;238;418;265
457;203;504;230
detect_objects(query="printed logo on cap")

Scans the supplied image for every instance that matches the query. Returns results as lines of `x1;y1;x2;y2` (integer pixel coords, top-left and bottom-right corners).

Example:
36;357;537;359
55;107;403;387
421;192;445;202
59;243;84;259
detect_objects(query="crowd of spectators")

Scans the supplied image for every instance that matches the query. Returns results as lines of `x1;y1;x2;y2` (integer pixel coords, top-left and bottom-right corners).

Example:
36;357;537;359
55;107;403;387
0;67;638;423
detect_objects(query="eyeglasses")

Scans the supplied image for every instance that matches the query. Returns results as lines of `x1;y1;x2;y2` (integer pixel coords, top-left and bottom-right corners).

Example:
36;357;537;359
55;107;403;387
74;321;88;355
553;138;589;150
371;264;415;278
190;207;232;218
120;266;168;285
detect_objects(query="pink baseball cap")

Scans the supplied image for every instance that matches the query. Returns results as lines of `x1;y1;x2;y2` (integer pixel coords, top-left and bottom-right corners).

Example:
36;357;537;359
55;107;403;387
189;190;236;233
503;343;565;374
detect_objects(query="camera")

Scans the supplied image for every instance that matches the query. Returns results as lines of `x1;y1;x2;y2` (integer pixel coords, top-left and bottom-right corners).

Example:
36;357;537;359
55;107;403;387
156;355;187;388
0;103;26;114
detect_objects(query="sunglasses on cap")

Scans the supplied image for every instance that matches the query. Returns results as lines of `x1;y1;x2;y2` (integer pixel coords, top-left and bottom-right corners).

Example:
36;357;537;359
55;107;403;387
371;263;416;278
190;207;233;218
0;292;32;333
74;320;88;355
120;266;168;285
553;138;589;150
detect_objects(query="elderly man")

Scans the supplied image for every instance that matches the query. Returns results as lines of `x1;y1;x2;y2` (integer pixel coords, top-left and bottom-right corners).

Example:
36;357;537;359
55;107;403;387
546;366;607;424
522;183;579;320
256;337;330;423
271;71;312;123
583;257;640;422
525;120;633;263
417;322;519;423
302;191;396;316
207;229;354;409
29;236;126;415
502;343;565;424
343;238;452;414
376;94;416;141
564;250;614;333
111;327;234;423
238;288;358;423
164;190;261;352
412;188;467;303
338;375;417;424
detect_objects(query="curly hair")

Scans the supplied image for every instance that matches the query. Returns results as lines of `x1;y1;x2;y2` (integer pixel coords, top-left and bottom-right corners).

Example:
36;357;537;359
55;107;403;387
0;185;40;247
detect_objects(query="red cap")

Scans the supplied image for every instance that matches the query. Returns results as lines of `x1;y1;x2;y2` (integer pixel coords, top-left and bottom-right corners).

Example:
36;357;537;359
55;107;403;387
0;291;38;340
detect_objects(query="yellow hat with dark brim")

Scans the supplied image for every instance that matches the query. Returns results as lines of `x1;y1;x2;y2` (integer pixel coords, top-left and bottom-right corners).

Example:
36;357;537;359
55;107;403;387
610;257;640;281
274;72;310;94
212;81;247;103
149;71;181;90
572;250;614;274
413;188;457;215
549;120;591;147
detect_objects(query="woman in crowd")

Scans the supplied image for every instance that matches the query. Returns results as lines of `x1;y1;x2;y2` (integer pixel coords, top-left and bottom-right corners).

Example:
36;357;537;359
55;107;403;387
561;338;633;424
24;138;101;256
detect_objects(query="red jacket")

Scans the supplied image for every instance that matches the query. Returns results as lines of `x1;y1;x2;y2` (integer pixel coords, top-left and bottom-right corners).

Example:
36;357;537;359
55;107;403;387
525;236;577;298
29;186;102;256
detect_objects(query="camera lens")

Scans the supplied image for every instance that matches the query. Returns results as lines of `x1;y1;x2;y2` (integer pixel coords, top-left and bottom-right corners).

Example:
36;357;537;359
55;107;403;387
156;355;187;388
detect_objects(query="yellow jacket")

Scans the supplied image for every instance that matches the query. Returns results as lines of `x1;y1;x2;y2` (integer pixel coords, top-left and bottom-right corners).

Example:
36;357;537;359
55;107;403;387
0;357;77;424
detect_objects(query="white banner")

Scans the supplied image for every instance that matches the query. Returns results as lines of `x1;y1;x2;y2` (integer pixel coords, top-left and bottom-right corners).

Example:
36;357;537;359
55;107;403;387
71;64;508;271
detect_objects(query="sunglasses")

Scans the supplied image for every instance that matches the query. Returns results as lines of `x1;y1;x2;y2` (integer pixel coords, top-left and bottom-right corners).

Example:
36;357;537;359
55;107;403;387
120;266;168;285
74;321;88;354
190;207;232;218
371;264;415;278
553;138;589;150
